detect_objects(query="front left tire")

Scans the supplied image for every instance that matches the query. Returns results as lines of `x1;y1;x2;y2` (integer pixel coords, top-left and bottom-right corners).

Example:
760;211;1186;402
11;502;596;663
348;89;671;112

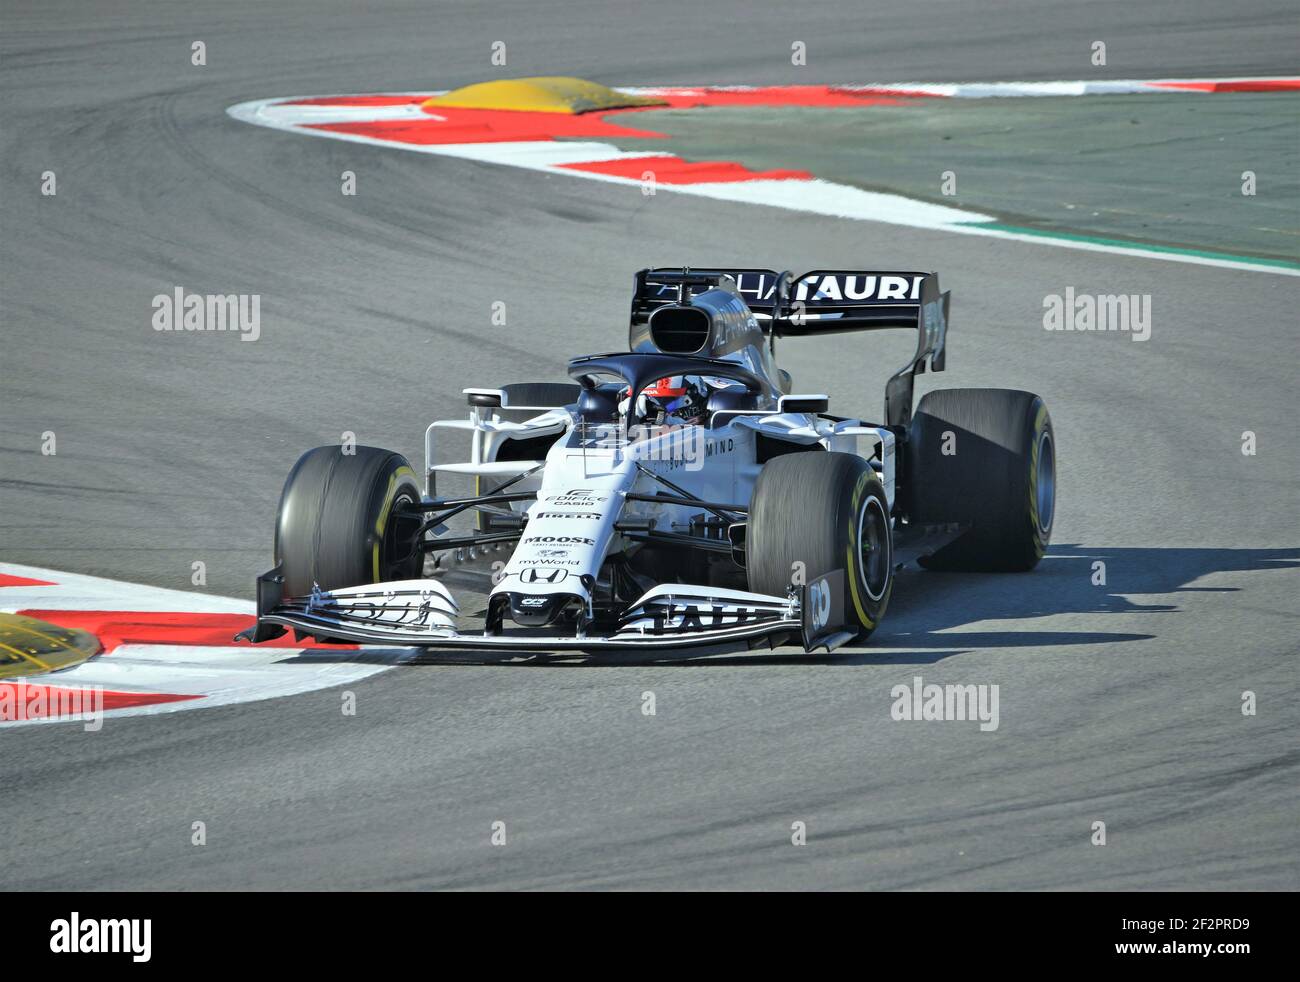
274;445;424;597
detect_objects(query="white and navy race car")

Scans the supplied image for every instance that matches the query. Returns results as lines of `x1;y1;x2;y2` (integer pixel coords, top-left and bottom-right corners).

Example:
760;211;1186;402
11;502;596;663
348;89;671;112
240;266;1056;653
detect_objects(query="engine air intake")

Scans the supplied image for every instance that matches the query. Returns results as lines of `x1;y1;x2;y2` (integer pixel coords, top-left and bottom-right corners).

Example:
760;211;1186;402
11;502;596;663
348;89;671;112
648;306;710;353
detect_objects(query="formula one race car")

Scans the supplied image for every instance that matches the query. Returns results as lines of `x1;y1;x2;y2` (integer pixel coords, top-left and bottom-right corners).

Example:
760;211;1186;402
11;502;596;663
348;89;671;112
240;266;1056;653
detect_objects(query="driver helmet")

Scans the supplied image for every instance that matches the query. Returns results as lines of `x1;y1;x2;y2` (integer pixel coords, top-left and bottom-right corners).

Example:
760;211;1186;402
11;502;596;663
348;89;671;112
622;375;710;425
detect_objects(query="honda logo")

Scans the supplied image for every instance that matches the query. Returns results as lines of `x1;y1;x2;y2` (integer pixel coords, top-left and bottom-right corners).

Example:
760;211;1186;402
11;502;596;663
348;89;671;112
520;568;567;584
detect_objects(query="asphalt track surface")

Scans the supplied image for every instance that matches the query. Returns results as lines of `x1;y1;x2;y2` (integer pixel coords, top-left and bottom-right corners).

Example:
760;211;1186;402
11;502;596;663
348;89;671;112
2;1;1298;889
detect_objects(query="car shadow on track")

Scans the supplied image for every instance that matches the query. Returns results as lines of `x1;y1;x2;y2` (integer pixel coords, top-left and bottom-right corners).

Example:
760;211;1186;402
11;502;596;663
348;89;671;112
281;544;1298;668
837;543;1300;666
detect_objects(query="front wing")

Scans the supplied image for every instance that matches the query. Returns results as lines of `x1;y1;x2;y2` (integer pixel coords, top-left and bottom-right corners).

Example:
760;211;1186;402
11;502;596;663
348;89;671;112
240;567;853;653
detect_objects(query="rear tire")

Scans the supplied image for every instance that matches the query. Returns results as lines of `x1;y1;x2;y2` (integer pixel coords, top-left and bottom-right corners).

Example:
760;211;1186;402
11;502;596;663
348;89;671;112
906;388;1055;572
747;452;893;640
274;446;424;597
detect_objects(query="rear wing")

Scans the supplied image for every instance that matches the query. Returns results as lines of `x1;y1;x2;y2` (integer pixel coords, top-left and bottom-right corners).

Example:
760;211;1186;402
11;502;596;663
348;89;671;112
631;267;950;426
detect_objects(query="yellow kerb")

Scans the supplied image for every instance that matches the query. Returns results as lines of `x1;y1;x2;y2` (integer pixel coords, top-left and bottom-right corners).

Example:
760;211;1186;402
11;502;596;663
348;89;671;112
422;77;665;114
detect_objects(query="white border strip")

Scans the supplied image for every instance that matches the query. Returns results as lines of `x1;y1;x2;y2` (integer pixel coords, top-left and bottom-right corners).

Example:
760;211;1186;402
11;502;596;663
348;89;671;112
0;563;402;725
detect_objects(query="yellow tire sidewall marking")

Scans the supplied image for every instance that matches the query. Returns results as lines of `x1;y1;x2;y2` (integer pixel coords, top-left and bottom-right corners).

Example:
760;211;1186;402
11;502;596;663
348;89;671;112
846;470;876;629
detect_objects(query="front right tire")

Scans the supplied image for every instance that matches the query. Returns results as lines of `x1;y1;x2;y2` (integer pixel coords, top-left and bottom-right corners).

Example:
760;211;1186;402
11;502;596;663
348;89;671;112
747;452;893;640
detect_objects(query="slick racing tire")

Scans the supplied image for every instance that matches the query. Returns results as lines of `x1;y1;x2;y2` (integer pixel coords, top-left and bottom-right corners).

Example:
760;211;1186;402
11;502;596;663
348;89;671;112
907;388;1055;572
274;445;424;597
747;452;893;641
